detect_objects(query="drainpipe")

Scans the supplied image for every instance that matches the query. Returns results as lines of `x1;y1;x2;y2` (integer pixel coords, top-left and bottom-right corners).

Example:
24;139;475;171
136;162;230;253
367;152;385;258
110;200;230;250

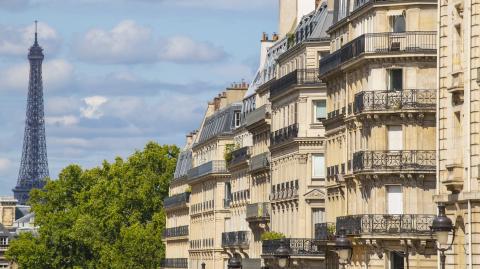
466;0;473;266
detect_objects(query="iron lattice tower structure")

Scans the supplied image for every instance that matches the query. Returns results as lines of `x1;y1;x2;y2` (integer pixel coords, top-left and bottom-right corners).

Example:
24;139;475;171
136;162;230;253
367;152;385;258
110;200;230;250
13;22;49;205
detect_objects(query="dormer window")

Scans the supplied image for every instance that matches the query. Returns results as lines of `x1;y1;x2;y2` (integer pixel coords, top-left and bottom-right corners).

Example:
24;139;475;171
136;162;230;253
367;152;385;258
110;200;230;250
234;111;241;128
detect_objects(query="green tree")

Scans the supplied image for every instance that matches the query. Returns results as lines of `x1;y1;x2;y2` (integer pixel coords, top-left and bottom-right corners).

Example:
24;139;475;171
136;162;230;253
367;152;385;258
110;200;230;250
6;142;179;269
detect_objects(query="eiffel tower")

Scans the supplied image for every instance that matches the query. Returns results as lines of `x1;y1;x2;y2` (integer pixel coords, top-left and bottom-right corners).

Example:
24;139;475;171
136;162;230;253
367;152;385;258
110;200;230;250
13;21;49;205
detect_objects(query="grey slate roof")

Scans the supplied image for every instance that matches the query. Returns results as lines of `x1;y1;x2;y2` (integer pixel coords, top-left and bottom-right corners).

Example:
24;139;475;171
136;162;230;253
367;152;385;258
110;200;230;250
293;2;333;44
197;103;242;144
173;149;193;180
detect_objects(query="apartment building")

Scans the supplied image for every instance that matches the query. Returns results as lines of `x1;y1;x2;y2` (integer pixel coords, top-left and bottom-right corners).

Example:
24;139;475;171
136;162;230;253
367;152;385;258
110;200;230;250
318;0;438;268
435;0;480;267
0;197;16;269
261;2;334;269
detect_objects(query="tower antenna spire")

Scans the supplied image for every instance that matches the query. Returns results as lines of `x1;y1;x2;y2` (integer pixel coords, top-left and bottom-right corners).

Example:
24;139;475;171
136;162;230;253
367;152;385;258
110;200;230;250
34;20;38;44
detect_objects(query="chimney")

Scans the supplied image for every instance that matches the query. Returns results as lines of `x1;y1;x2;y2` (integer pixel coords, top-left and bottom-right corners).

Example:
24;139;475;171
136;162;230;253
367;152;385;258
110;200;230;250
315;0;321;9
296;0;316;24
272;32;279;41
261;32;269;42
278;0;297;38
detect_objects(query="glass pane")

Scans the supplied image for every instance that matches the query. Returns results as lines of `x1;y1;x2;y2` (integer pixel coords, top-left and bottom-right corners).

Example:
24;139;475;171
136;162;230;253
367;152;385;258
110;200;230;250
313;155;325;178
315;100;326;121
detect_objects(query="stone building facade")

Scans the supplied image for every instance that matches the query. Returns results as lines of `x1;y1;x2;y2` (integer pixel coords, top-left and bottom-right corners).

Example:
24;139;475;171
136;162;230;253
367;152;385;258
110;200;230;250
435;0;480;267
318;0;439;268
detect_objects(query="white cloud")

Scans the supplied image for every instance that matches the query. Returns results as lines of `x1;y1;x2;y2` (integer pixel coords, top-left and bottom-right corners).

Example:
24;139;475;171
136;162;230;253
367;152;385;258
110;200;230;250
73;20;227;64
0;158;12;174
0;59;74;92
0;22;61;57
81;96;108;119
45;115;79;126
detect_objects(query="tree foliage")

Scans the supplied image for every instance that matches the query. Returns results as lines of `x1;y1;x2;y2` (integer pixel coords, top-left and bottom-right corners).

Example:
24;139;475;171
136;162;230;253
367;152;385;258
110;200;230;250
6;142;179;269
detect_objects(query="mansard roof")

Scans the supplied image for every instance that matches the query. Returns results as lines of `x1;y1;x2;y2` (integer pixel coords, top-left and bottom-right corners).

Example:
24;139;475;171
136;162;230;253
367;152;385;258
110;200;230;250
173;149;193;180
197;103;242;144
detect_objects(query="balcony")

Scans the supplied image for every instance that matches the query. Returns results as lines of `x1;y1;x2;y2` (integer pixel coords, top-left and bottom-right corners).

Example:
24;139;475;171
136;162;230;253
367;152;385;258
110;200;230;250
319;31;437;76
354;89;436;114
270;69;324;98
270;123;299;146
314;222;336;241
262;238;326;256
323;107;346;126
160;258;188;268
270;188;299;201
187;160;227;180
352;150;435;173
222;231;249;248
162;225;188;238
228;147;250;167
164;192;190;209
249;152;270;172
245;105;270;128
246;202;270;222
336;214;435;236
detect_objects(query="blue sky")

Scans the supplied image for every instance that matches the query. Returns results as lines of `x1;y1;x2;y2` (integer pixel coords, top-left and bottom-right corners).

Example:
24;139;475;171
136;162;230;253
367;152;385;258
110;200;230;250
0;0;278;195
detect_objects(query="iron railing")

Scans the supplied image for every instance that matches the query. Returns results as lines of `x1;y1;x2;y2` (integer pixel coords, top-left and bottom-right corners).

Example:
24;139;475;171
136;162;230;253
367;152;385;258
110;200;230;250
319;31;437;76
222;231;250;248
245;105;270;127
354;89;436;113
336;214;435;235
228;147;250;166
270;123;299;146
249;152;270;172
164;192;190;209
187;160;227;180
352;150;436;172
315;222;336;240
270;69;324;98
160;258;188;268
162;225;189;238
262;238;326;256
246;202;270;221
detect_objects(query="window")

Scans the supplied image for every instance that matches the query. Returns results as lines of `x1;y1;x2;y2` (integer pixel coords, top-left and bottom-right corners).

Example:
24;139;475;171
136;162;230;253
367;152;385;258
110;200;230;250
392;15;406;33
390;251;405;269
387;185;403;214
389;69;403;90
0;237;7;246
314;100;327;123
312;208;325;237
312;154;325;178
234;111;241;127
387;125;403;151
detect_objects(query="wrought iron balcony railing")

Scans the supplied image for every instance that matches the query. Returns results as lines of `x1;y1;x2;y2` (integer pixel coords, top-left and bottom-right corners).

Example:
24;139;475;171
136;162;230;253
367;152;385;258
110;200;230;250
245;105;270;127
319;31;437;76
162;225;189;238
354;89;436;114
222;231;249;248
246;202;270;221
228;147;250;167
314;222;336;241
164;192;190;209
270;69;324;98
336;214;435;236
352;150;436;173
160;258;188;268
249;152;270;172
187;160;227;180
270;123;299;146
262;238;326;256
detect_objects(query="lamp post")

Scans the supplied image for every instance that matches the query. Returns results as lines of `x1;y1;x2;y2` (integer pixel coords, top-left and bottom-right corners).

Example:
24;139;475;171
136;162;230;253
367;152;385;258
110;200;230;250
227;256;242;269
335;229;352;269
431;205;455;269
275;238;291;268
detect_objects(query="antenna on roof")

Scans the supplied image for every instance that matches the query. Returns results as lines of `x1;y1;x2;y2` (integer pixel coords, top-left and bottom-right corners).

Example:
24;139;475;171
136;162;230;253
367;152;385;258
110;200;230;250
34;20;38;45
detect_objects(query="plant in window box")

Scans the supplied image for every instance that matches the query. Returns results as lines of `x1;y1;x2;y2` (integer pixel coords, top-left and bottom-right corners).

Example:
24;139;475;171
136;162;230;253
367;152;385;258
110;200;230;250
261;231;286;241
224;143;235;163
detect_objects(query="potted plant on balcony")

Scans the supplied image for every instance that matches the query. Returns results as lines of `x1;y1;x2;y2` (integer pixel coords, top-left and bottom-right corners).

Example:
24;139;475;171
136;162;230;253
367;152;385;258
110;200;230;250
261;231;285;241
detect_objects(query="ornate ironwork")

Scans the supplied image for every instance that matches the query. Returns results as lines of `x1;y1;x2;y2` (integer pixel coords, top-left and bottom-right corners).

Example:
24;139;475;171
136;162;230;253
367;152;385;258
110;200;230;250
354;89;436;113
162;225;189;238
270;69;324;98
164;192;190;209
262;238;326;256
315;222;336;240
187;160;227;180
221;231;249;248
336;214;435;235
13;24;49;205
353;150;435;172
319;31;437;76
270;123;299;146
249;152;270;172
246;202;270;221
160;258;188;268
228;147;249;166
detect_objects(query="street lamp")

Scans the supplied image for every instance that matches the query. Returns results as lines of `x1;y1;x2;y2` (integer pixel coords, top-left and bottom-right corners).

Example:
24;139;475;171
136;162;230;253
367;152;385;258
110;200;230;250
227;256;242;269
431;205;455;269
275;238;291;268
335;229;352;269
